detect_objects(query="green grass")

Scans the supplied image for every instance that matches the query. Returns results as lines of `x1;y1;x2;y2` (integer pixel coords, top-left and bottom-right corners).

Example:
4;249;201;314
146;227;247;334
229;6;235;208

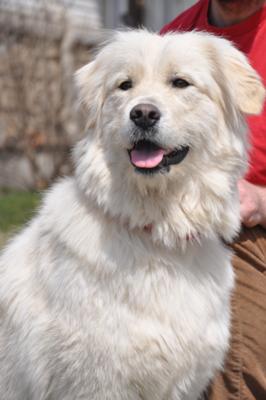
0;191;41;246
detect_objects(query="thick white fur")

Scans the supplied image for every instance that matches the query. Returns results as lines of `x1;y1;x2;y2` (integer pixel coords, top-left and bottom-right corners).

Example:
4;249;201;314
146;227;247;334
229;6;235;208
0;30;265;400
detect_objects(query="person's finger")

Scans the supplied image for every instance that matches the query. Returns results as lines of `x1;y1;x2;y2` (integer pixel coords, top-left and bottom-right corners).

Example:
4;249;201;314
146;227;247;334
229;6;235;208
242;212;261;227
237;179;248;204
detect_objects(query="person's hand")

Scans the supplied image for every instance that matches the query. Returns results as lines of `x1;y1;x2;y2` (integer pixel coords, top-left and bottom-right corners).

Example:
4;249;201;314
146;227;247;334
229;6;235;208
238;179;266;228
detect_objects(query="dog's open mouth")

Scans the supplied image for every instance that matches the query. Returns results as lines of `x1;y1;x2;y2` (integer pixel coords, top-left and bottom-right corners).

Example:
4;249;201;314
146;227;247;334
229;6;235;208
128;140;189;174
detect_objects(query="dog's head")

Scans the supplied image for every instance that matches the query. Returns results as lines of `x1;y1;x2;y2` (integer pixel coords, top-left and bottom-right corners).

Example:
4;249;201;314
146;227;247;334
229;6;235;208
75;30;265;246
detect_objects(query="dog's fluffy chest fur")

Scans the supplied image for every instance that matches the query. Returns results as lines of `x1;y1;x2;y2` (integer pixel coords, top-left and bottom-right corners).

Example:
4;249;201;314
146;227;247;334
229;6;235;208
0;179;233;399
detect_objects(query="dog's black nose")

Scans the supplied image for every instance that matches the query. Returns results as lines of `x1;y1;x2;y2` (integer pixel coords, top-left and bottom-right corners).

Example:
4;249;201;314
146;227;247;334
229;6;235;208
130;104;161;129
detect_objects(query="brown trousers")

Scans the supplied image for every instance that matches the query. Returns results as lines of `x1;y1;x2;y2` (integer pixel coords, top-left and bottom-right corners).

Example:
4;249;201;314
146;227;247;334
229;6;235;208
206;226;266;400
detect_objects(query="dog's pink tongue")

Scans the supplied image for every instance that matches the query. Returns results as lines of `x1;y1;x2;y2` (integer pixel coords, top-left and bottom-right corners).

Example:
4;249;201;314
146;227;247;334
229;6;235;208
131;148;165;168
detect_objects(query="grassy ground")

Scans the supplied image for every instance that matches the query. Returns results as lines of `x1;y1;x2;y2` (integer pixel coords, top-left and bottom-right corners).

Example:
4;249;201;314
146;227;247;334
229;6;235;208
0;191;41;248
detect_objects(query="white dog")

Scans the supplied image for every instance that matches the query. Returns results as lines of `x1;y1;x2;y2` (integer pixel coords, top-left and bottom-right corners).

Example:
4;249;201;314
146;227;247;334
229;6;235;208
0;30;264;400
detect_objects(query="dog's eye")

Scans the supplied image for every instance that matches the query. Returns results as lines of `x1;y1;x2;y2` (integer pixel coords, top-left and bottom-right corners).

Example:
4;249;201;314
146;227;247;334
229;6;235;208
172;78;190;89
119;80;133;91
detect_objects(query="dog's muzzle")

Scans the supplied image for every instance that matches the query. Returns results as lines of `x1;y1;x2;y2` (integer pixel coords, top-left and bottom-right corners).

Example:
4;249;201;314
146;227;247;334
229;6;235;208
128;103;189;174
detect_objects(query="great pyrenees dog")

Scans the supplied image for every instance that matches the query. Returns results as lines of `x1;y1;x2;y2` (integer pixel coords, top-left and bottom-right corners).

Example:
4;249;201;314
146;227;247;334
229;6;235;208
0;30;265;400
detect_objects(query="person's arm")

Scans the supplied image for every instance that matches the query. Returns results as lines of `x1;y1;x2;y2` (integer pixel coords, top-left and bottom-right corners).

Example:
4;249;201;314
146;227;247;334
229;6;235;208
238;179;266;228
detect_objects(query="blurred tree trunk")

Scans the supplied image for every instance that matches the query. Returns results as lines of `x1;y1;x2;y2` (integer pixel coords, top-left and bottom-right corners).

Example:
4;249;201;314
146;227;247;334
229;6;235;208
123;0;145;27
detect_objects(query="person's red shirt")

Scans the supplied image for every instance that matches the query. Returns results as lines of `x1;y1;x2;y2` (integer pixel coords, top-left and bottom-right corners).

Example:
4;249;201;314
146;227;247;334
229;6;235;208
161;0;266;186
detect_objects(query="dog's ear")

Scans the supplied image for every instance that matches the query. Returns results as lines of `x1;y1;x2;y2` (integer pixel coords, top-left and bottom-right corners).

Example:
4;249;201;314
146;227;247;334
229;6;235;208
75;60;104;129
215;38;265;115
225;49;265;115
